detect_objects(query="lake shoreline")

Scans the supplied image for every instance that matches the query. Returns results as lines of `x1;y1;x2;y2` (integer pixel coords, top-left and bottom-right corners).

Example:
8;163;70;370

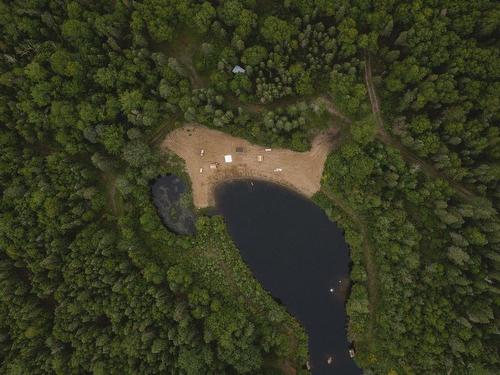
163;124;338;208
215;180;362;375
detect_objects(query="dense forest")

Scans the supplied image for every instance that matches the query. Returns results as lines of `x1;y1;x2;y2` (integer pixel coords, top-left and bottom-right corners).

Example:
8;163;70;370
0;1;498;374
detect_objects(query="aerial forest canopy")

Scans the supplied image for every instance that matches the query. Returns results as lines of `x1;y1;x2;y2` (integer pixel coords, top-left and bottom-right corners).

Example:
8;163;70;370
0;0;498;374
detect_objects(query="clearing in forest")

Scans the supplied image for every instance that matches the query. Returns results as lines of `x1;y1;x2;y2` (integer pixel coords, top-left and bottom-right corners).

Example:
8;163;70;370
163;124;338;208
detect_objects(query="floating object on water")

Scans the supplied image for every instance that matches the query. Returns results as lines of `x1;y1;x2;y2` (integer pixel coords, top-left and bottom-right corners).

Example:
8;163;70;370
327;356;333;365
306;361;311;370
329;288;334;293
224;154;233;163
349;348;356;358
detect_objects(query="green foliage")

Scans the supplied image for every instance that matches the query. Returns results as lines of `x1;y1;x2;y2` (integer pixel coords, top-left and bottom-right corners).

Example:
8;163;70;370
1;1;498;374
263;103;309;134
351;116;376;145
329;66;368;117
242;45;268;66
134;0;193;42
373;1;500;205
0;2;309;374
260;16;297;43
193;1;215;33
320;137;500;374
218;0;257;39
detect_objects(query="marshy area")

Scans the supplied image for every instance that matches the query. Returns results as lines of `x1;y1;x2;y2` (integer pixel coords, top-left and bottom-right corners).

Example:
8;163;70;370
151;174;196;235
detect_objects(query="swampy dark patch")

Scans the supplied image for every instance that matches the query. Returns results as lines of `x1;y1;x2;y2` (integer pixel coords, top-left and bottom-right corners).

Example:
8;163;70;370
151;175;196;235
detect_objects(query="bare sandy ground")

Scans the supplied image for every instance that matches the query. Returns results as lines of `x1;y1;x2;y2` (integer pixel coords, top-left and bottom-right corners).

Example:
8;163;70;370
162;124;338;208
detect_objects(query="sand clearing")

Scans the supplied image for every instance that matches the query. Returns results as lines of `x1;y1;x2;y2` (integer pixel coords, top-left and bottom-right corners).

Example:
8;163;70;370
162;124;337;208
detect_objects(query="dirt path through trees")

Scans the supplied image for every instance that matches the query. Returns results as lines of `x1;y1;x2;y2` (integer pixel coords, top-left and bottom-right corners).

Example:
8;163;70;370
364;55;478;201
163;124;338;208
317;96;352;124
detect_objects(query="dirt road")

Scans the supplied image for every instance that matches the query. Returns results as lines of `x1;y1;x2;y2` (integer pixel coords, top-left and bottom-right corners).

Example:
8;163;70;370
163;124;338;208
363;55;477;201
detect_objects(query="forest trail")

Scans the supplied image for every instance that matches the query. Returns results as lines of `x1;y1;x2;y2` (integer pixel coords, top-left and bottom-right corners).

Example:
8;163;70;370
149;119;176;146
181;58;205;89
364;55;478;201
158;31;207;89
162;124;338;208
320;188;378;348
225;94;306;114
317;96;352;124
102;174;122;217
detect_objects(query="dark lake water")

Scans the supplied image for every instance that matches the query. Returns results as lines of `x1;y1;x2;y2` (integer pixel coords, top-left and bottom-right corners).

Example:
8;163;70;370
215;180;362;375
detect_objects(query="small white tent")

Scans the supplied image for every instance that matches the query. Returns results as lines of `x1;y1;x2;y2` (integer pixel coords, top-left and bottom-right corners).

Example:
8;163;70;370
232;65;245;74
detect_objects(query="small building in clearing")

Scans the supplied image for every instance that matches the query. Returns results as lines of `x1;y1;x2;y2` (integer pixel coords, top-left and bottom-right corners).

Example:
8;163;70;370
224;155;233;163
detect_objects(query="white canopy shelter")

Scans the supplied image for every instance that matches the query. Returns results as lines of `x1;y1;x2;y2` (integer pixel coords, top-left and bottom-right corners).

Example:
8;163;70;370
232;65;245;74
